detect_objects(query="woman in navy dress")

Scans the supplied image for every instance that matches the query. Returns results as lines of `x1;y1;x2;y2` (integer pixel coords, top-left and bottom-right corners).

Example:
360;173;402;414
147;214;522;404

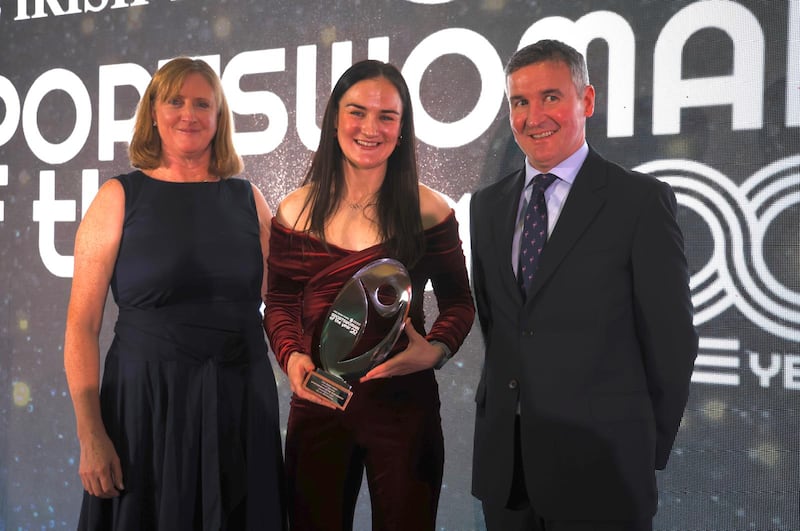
64;57;286;530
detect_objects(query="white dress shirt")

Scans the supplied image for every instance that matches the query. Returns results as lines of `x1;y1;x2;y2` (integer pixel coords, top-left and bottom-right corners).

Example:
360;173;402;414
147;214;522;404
511;142;590;277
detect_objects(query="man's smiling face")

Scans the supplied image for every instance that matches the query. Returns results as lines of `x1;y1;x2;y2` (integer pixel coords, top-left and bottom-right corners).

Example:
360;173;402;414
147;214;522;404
506;59;595;173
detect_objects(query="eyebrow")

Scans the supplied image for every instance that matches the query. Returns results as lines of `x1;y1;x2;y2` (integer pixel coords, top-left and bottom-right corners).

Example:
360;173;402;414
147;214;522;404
508;88;563;101
163;94;212;102
344;102;401;116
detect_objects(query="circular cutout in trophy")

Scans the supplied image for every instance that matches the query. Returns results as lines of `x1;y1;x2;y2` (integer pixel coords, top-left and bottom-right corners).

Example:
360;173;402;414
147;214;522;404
318;258;412;380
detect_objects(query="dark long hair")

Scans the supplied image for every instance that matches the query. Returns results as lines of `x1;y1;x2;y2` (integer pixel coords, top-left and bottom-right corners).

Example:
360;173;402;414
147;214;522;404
300;60;424;267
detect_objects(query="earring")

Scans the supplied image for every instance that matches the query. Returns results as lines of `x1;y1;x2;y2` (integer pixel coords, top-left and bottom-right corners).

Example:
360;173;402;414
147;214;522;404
153;121;157;127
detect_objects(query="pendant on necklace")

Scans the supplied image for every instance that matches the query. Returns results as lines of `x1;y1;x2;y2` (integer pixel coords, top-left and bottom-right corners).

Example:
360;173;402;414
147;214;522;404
345;198;374;210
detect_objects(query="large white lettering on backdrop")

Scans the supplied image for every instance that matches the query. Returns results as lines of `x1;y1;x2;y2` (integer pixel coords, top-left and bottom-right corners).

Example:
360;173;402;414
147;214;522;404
0;2;798;346
1;3;796;166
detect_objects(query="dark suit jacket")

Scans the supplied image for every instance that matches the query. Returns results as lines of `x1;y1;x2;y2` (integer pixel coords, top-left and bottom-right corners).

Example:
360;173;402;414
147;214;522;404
470;147;698;520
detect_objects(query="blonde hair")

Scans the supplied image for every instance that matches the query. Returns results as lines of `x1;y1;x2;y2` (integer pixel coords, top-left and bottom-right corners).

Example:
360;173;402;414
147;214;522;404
128;57;242;178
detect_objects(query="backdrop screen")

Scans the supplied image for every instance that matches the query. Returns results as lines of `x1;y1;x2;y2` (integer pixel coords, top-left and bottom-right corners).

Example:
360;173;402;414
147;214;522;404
1;0;798;529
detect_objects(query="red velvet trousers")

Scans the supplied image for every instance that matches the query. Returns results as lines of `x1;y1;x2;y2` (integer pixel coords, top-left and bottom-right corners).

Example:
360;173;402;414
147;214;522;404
285;370;444;531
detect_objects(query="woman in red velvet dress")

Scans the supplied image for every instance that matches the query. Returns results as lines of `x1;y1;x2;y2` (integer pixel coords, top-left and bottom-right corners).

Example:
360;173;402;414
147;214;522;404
264;60;475;531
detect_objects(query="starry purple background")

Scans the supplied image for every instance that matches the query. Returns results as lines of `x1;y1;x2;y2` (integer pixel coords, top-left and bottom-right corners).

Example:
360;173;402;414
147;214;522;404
1;1;798;529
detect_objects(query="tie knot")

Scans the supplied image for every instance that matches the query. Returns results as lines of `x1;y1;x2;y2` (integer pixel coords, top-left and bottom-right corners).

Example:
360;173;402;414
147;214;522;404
533;173;558;192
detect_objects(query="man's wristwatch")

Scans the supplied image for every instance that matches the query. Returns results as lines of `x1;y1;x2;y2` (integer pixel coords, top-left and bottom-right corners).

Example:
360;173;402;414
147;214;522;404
430;340;453;370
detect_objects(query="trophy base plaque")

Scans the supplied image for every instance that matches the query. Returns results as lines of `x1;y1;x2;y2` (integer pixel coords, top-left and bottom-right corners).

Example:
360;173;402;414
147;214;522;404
304;369;353;410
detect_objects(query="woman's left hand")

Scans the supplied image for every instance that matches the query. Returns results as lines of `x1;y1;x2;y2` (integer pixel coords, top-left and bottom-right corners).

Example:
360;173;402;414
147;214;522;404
360;319;444;382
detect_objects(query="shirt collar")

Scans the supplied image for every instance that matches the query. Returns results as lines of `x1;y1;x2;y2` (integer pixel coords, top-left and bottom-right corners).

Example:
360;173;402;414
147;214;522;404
523;142;589;188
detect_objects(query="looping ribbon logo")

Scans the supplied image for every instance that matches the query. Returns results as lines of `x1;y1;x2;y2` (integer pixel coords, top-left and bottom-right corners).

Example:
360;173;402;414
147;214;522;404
636;156;800;342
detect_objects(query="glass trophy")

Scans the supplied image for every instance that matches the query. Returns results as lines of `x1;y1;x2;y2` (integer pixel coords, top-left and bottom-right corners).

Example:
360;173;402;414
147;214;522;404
303;258;412;410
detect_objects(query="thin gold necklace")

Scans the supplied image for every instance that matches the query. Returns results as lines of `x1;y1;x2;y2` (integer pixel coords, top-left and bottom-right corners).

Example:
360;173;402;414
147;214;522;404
343;196;376;210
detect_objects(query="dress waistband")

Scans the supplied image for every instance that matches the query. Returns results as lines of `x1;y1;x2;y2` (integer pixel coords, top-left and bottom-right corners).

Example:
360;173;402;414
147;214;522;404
113;302;263;365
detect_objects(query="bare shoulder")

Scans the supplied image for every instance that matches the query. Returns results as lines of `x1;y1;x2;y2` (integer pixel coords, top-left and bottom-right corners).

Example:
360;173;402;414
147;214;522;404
81;178;125;229
250;183;273;223
419;183;452;229
95;177;125;204
74;177;125;260
275;184;312;230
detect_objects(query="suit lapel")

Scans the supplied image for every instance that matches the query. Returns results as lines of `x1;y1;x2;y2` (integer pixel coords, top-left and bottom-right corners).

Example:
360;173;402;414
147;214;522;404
527;149;608;300
489;169;526;305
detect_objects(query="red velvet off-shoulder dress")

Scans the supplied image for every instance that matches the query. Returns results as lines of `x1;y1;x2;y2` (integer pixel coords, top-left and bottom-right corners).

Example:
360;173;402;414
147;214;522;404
264;210;474;531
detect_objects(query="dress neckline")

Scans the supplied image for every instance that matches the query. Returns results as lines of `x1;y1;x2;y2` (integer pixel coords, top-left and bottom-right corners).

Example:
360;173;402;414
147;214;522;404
271;210;456;254
137;170;222;184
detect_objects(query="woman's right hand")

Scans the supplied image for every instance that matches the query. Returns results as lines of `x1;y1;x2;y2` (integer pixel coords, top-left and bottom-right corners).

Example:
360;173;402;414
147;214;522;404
286;352;339;409
79;430;124;498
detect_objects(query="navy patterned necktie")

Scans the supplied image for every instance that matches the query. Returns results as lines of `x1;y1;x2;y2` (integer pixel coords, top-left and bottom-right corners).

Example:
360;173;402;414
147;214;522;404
518;173;558;294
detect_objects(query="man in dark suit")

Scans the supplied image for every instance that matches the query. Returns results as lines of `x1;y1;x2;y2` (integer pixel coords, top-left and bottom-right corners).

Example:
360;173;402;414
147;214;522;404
469;39;698;531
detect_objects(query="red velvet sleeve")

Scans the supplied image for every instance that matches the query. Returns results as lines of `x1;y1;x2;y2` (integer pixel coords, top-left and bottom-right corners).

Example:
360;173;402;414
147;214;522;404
417;212;476;356
263;220;309;373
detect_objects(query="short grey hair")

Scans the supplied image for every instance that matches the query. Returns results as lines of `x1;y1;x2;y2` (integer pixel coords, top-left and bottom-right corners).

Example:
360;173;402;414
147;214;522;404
505;39;590;94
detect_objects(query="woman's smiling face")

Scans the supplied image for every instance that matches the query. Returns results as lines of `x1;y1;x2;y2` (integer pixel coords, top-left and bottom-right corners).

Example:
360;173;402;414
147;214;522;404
152;72;218;161
336;76;403;174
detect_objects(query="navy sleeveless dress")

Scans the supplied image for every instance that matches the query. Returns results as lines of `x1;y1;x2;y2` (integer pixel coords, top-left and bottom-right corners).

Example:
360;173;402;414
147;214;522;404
78;171;286;530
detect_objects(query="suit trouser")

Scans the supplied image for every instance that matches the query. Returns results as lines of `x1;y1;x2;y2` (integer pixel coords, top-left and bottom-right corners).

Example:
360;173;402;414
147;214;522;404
285;373;444;531
481;416;653;531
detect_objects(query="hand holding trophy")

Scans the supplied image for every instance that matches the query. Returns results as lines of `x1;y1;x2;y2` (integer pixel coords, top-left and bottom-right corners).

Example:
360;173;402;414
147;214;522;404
304;258;412;409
